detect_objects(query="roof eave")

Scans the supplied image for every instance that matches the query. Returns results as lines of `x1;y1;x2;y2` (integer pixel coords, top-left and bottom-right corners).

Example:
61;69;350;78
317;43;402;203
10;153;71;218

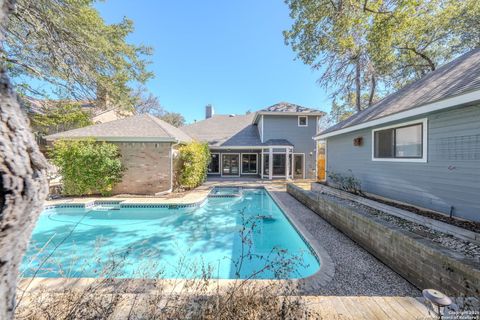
45;136;178;143
314;89;480;140
252;111;326;124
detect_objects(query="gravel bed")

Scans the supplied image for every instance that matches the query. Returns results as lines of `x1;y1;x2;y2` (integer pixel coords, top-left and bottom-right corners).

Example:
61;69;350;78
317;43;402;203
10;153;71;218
270;190;420;296
317;191;480;261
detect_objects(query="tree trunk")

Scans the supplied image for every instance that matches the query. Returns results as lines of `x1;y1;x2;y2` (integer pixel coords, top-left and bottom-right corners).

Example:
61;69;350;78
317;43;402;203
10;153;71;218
0;1;49;319
368;73;376;107
355;57;361;112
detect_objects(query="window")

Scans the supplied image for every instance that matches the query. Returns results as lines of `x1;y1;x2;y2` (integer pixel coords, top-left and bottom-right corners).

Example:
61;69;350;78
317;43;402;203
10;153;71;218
241;154;257;174
272;154;286;175
208;153;220;173
298;116;308;127
373;120;426;161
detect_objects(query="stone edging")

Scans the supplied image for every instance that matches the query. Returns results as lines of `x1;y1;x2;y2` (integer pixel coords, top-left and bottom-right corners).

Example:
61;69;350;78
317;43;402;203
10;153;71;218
264;186;335;292
287;183;480;297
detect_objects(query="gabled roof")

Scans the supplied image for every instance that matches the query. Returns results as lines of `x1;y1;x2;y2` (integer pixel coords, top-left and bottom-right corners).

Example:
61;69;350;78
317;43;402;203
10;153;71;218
182;102;324;148
253;102;325;123
181;113;262;147
318;48;480;138
45;114;192;143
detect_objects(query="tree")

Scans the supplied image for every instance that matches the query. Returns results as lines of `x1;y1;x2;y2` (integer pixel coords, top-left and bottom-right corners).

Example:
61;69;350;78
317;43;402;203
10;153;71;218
29;102;93;136
284;0;379;112
50;139;123;196
0;1;49;318
160;112;185;127
284;0;480;118
329;100;356;125
130;87;185;127
132;86;164;116
3;0;153;106
328;91;382;123
0;1;152;318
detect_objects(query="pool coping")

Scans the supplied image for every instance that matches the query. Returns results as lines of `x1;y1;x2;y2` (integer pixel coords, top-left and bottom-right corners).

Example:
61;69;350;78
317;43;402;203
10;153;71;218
264;186;335;292
19;184;334;295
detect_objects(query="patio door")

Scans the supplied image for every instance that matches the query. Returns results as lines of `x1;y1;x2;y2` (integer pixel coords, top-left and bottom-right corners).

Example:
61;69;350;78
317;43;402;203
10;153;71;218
293;154;304;179
222;154;240;176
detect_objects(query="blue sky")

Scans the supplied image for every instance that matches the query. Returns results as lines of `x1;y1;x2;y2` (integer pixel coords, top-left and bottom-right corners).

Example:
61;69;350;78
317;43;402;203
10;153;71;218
96;0;330;124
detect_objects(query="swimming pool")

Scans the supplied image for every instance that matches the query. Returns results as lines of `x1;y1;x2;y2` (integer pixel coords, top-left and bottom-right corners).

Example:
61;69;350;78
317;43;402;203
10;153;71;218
21;188;320;279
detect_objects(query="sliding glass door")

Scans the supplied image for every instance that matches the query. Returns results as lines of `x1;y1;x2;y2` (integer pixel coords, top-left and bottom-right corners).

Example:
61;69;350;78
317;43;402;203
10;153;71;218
222;154;240;176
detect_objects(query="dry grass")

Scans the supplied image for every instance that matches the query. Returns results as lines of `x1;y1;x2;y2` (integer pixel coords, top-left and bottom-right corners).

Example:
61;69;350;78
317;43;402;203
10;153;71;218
15;278;322;319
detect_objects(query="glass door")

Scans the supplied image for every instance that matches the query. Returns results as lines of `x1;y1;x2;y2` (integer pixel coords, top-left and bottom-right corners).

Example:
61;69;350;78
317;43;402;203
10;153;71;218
293;154;304;179
222;154;240;176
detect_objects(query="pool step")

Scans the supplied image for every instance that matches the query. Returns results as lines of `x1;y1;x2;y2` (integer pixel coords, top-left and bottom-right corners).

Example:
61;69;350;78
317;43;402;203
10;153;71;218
89;200;122;211
208;187;243;198
89;206;120;211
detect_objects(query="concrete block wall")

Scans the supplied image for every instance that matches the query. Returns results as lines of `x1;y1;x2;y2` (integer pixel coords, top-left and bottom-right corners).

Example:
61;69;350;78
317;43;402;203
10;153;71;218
112;142;172;195
287;183;480;297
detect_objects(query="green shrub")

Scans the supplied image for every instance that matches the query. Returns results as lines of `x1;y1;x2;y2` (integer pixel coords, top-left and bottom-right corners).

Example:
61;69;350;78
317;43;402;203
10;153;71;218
327;169;362;195
50;139;124;196
178;141;210;190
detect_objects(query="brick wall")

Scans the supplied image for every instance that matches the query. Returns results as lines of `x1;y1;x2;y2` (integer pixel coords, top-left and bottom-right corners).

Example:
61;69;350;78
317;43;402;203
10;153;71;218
287;183;480;297
112;142;172;195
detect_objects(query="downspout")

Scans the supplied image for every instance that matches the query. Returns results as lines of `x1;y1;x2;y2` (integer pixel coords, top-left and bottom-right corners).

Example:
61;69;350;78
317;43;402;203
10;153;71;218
155;141;179;196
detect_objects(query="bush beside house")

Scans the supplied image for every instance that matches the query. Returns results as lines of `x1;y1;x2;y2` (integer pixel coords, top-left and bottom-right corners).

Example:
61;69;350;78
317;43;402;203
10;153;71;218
177;141;210;190
50;139;124;196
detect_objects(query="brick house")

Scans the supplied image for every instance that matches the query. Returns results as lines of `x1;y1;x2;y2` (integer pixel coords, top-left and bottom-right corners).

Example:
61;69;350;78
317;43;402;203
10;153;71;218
46;114;191;195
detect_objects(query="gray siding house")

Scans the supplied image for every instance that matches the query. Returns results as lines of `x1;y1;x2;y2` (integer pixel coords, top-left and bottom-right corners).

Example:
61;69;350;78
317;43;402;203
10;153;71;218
315;49;480;222
182;102;325;179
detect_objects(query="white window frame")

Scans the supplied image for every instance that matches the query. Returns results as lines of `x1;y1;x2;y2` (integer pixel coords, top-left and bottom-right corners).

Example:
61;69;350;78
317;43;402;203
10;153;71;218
240;153;258;175
262;152;289;178
220;153;241;177
298;116;308;127
207;152;221;174
371;118;428;163
292;153;305;179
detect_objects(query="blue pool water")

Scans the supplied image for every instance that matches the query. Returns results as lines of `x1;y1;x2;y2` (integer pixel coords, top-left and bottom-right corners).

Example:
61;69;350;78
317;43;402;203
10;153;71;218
21;188;320;279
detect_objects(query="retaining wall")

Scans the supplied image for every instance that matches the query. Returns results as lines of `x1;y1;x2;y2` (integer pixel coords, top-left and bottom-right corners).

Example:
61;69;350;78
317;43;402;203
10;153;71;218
287;183;480;297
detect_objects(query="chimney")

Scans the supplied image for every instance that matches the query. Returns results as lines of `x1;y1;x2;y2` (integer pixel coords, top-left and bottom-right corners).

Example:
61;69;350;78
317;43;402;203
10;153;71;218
205;104;214;119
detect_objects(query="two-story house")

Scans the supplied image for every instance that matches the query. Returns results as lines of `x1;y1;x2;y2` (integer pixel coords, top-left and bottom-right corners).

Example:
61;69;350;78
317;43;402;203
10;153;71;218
46;102;325;195
182;102;325;179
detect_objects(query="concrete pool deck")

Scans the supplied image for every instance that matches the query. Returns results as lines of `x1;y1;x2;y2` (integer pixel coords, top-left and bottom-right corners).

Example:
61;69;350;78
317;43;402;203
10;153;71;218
40;180;421;296
29;180;431;318
44;179;313;206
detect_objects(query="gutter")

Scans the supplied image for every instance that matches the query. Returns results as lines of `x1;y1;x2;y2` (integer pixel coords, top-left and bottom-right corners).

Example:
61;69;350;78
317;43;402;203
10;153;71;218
253;111;326;124
45;136;178;143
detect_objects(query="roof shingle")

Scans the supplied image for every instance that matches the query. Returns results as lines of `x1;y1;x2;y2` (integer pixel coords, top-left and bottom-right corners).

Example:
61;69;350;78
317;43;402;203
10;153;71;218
46;114;192;143
259;102;323;114
181;113;262;147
